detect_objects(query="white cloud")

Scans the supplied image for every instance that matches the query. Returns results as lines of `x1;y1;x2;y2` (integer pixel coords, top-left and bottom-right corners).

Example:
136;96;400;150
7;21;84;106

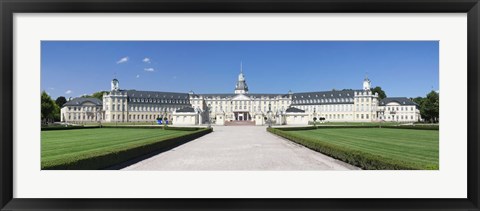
65;90;72;94
136;74;140;78
116;56;129;64
143;57;151;63
144;68;155;72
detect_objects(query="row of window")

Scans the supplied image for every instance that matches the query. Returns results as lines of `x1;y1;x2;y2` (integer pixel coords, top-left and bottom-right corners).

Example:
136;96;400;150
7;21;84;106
106;97;189;104
380;115;415;120
293;98;354;104
67;106;100;112
207;105;284;113
67;114;100;120
105;104;180;112
385;106;415;111
194;100;288;106
296;104;354;112
356;98;376;103
355;104;376;112
129;98;189;104
356;114;375;119
106;114;172;121
129;106;180;112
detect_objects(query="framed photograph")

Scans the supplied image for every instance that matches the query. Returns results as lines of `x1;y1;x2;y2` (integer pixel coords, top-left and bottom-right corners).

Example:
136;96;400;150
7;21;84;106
1;0;479;210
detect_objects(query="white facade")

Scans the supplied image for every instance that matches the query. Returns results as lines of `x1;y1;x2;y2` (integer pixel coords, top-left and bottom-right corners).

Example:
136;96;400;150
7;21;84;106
61;68;420;125
377;99;421;122
60;98;103;123
172;112;199;125
285;113;309;125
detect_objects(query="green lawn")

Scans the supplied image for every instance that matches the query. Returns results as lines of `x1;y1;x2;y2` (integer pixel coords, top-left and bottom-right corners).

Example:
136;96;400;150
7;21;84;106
41;128;194;169
274;128;439;170
309;121;401;126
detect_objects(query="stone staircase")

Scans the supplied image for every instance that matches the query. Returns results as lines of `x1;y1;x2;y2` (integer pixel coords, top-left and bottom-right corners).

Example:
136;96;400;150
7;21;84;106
224;120;256;126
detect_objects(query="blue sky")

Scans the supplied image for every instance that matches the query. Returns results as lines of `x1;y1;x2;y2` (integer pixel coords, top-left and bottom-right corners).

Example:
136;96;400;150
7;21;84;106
41;41;438;99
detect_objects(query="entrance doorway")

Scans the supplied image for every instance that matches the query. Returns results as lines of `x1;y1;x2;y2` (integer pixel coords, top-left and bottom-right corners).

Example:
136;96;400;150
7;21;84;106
234;112;250;121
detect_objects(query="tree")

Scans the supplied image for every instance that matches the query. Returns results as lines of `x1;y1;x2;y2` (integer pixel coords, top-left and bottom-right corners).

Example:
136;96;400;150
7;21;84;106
371;86;387;100
92;91;108;100
52;103;61;122
412;96;425;106
41;91;56;123
55;96;67;107
422;91;439;123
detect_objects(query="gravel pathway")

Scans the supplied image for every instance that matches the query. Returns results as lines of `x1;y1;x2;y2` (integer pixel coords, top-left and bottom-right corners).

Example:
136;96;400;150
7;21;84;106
122;126;359;170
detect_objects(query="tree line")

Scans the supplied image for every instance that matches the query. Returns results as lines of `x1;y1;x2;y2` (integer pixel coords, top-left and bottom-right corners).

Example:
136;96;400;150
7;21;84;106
41;91;65;123
412;91;439;123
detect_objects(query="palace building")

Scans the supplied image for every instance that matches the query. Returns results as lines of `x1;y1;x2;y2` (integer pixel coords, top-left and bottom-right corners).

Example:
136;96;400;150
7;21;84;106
60;66;421;125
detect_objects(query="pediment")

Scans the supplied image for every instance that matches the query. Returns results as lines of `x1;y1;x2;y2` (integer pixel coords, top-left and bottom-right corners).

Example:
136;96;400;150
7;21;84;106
232;94;251;101
81;102;97;106
386;102;401;106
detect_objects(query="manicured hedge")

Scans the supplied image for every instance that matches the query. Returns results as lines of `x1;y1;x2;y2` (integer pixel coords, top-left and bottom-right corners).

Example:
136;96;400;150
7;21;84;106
43;128;212;170
165;127;207;131
385;125;439;130
100;125;206;131
267;127;427;170
41;126;101;131
276;125;379;131
274;126;317;131
275;124;438;131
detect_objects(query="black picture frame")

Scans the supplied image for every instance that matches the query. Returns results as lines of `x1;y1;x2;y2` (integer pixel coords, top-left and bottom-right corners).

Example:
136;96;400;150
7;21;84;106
1;0;479;210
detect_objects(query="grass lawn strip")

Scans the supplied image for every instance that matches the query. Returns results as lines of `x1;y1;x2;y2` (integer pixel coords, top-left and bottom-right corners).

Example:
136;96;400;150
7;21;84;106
42;129;185;155
271;128;438;170
296;129;438;163
41;128;209;169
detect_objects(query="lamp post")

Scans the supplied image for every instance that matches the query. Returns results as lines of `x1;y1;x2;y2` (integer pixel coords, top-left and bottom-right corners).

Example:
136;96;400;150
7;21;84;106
267;102;272;128
313;107;317;127
163;111;167;129
207;104;212;128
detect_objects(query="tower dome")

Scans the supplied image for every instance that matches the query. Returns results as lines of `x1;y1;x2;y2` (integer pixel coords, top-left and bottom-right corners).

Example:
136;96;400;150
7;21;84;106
238;72;245;81
234;62;248;94
111;78;119;91
363;75;371;90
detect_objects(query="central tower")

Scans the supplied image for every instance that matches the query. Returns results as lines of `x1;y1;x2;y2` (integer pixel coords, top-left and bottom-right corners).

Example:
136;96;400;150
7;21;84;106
234;62;249;94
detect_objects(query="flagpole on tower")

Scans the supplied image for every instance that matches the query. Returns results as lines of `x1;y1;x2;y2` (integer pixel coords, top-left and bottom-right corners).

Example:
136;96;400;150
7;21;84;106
240;61;243;73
